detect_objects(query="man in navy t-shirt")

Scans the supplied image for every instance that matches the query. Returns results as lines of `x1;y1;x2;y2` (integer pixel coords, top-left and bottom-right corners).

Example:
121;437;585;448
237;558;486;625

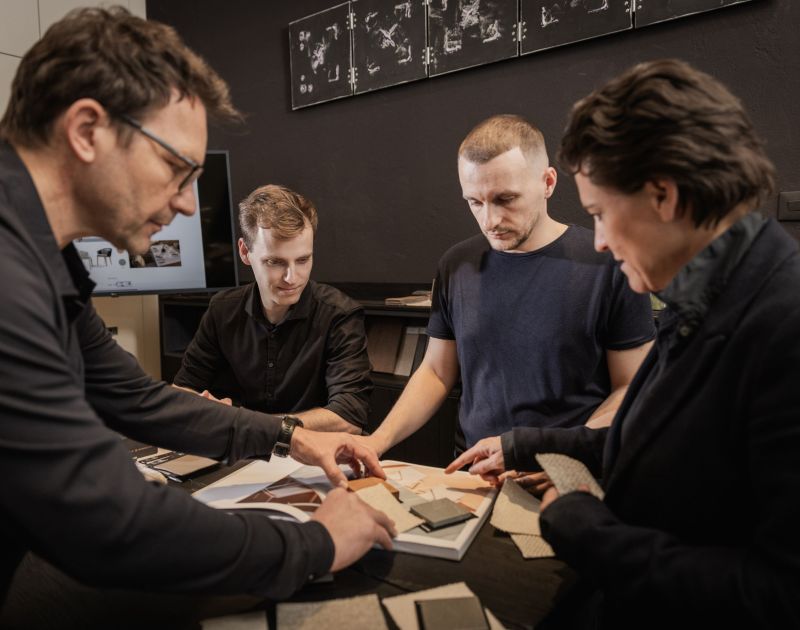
362;115;654;471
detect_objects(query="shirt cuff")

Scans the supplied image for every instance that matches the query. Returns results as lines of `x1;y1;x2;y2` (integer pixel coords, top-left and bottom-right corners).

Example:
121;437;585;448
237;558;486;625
301;520;337;582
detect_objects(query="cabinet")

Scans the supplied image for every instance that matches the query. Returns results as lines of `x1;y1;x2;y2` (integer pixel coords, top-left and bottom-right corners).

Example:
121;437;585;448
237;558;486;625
159;286;460;468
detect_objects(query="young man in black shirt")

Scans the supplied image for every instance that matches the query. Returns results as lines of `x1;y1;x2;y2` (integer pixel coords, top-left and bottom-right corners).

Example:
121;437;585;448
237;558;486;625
174;185;371;433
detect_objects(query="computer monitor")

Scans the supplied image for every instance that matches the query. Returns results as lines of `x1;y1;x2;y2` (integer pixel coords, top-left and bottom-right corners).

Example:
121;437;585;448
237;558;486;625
75;151;239;295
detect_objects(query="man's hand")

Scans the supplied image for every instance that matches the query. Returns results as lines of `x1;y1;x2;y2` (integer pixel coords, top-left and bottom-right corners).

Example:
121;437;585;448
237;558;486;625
171;384;232;406
290;428;386;488
540;484;591;511
311;488;396;572
540;485;561;511
351;434;389;459
445;436;505;483
498;470;553;495
199;389;232;406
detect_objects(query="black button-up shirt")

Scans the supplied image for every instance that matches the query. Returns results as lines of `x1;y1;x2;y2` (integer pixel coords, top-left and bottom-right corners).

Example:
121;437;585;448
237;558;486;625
0;142;333;605
174;281;372;430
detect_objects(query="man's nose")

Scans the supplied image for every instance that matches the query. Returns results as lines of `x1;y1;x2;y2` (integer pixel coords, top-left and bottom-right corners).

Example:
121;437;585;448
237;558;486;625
481;204;501;231
170;186;196;217
283;264;295;283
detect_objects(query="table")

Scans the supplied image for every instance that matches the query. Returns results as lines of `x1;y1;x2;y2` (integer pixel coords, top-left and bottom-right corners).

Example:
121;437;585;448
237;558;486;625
193;462;576;629
1;462;575;629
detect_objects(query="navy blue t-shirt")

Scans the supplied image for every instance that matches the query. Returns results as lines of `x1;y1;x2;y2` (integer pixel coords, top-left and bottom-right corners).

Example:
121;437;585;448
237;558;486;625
427;226;655;448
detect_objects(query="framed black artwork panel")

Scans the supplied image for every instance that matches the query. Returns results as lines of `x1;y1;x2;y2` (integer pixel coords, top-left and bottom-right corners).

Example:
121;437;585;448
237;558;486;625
427;0;519;77
635;0;758;28
289;3;353;109
521;1;632;55
352;0;428;94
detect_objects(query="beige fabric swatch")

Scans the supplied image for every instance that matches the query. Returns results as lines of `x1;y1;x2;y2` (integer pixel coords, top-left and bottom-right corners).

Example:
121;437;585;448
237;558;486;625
535;453;605;500
382;582;505;630
201;611;267;630
277;594;388;630
356;483;424;533
490;479;542;536
510;534;555;559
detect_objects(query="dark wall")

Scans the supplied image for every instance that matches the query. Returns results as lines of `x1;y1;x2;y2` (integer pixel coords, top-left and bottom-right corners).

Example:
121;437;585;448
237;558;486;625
148;0;800;285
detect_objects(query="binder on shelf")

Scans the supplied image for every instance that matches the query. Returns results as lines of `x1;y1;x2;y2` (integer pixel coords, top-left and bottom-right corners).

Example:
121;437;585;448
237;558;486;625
366;318;405;373
384;291;432;307
394;326;424;376
411;330;429;375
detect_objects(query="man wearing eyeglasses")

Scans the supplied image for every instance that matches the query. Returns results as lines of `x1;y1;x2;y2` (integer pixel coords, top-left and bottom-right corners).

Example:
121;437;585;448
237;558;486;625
0;7;394;627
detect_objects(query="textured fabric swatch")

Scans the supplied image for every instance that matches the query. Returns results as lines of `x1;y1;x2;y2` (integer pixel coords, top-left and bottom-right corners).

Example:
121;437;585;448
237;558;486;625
535;453;605;500
510;534;555;559
356;483;424;532
490;479;542;535
277;594;388;630
383;582;506;630
201;611;267;630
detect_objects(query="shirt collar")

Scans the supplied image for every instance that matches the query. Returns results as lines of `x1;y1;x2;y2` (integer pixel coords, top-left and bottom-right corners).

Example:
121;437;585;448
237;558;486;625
656;212;766;336
0;142;95;312
245;281;314;326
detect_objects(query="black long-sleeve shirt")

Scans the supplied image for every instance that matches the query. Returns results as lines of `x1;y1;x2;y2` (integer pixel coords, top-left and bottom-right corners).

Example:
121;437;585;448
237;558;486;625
174;281;372;430
0;142;334;606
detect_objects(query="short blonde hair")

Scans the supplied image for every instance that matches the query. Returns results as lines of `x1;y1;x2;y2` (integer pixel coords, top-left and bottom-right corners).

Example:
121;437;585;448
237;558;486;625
458;114;547;164
238;185;318;248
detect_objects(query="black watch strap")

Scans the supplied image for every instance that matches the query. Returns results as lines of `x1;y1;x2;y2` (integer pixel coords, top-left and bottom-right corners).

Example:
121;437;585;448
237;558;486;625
273;415;303;457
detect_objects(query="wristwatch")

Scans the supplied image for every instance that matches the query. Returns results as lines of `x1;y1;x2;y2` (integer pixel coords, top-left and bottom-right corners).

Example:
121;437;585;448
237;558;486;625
272;415;304;457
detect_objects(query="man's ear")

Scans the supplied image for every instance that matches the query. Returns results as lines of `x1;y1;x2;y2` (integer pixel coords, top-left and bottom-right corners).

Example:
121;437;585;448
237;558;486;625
648;179;681;223
60;99;110;164
543;166;557;199
238;237;251;266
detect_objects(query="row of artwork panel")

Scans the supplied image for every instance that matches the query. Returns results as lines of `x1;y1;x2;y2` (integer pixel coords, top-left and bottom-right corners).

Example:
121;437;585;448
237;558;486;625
289;0;756;109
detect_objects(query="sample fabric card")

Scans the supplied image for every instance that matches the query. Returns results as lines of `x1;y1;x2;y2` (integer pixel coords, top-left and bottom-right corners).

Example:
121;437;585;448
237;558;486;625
410;498;474;529
415;595;489;630
356;483;424;533
201;611;267;630
348;476;400;497
490;479;542;536
385;465;427;488
535;453;605;500
153;454;217;478
510;534;555;559
277;594;388;630
383;582;506;630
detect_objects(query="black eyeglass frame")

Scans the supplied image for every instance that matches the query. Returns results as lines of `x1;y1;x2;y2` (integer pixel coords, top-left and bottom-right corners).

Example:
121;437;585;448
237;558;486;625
118;113;203;192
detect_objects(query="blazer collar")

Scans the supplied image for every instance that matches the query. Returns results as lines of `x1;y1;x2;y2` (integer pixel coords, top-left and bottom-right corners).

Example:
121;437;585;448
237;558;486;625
604;219;798;490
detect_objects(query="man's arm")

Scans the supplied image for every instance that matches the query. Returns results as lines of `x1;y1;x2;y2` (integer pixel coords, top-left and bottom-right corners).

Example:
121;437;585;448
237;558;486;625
172;304;224;392
365;337;459;456
585;342;652;429
309;308;372;433
294;407;361;433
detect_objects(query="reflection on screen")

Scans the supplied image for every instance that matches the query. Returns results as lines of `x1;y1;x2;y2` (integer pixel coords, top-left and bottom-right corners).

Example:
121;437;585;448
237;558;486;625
75;151;237;295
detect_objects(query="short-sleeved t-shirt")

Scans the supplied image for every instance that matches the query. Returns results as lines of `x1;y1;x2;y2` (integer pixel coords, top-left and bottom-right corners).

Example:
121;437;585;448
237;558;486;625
427;226;655;448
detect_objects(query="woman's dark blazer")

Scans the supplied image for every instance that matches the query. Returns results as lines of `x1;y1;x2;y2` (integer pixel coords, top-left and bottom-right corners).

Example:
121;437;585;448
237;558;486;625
510;219;800;629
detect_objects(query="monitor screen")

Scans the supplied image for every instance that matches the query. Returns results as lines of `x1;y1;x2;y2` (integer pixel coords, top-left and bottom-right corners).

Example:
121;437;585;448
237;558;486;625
75;151;238;295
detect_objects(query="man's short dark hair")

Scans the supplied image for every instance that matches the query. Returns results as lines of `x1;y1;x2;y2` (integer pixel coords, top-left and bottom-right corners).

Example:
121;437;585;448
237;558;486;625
239;185;318;249
459;114;547;165
558;59;776;227
0;6;241;147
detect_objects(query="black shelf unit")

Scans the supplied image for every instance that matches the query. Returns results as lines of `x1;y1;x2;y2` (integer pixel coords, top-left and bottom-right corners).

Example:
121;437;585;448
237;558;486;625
159;285;459;467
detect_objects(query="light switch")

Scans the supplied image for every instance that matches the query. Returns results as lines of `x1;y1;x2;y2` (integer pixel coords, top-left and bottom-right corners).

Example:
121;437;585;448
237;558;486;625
778;191;800;222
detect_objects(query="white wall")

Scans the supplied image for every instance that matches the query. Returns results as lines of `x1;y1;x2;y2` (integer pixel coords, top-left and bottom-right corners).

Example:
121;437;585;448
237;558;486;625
0;0;161;379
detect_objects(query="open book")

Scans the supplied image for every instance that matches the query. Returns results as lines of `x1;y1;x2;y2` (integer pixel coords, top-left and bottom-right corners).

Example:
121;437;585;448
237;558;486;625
194;458;497;561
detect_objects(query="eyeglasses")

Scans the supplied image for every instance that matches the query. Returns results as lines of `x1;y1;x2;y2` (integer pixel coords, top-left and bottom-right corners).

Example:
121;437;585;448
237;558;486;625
118;114;203;192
